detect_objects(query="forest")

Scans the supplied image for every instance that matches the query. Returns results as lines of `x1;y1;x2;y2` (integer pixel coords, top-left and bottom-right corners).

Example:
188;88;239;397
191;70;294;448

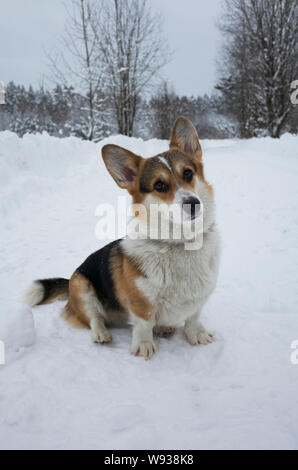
0;0;297;141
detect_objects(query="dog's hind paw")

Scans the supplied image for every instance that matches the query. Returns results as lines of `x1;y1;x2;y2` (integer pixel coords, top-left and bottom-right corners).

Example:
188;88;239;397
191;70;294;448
154;325;176;337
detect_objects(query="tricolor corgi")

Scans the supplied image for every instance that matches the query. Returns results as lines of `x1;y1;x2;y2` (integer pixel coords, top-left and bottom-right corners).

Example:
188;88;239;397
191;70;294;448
25;117;220;359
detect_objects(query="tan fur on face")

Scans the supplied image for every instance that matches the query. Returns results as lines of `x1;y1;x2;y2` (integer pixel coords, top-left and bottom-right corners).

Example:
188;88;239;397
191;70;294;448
170;152;213;196
135;149;213;214
101;117;214;228
138;159;176;205
111;249;154;322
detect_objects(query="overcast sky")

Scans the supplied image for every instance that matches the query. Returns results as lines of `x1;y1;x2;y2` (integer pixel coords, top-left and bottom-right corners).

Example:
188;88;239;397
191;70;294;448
0;0;223;96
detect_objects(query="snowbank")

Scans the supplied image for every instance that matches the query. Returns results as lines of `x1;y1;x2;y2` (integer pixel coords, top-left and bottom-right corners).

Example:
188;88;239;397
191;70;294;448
0;130;298;450
0;302;35;363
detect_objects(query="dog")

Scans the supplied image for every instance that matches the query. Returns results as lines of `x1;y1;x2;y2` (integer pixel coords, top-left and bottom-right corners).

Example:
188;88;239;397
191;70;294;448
25;117;220;359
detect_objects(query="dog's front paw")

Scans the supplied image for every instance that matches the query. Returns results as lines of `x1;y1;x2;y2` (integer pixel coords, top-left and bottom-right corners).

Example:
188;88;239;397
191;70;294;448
185;329;214;346
131;340;156;360
92;329;112;344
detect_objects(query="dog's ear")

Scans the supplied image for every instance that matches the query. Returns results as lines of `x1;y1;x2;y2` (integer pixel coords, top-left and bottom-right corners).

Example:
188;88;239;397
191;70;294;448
170;117;202;163
102;145;142;190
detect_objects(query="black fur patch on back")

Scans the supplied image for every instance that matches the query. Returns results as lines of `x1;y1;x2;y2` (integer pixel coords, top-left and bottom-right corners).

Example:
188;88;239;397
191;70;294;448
77;240;122;311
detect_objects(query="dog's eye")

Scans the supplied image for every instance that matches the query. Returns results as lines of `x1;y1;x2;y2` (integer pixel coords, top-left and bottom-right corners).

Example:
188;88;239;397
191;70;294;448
183;169;193;182
154;180;169;193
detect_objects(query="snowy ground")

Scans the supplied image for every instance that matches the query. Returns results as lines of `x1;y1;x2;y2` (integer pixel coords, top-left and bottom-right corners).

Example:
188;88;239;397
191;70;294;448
0;130;298;450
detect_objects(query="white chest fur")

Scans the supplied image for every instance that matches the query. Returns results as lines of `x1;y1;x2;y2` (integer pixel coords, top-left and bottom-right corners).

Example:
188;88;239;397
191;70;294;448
122;229;221;326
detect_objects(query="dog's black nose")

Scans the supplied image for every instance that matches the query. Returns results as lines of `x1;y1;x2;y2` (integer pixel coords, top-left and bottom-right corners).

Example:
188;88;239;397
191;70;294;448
183;197;201;220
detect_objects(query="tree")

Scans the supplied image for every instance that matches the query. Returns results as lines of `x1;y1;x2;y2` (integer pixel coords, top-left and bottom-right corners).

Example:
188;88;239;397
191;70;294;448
217;0;298;138
92;0;170;136
47;0;106;141
150;82;180;139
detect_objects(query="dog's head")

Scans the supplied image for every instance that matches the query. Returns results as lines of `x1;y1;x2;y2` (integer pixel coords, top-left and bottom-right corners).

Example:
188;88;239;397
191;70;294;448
102;117;215;243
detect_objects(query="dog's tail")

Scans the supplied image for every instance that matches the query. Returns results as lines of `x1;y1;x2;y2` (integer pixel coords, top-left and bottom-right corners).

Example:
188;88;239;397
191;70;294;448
24;278;69;307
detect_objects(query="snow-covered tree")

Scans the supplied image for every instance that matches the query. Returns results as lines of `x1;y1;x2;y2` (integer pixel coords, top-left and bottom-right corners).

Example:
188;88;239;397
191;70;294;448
217;0;298;138
47;0;107;141
92;0;170;136
148;82;236;140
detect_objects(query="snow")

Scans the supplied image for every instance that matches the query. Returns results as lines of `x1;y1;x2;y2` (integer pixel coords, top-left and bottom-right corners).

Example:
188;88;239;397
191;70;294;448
0;302;35;362
0;131;298;450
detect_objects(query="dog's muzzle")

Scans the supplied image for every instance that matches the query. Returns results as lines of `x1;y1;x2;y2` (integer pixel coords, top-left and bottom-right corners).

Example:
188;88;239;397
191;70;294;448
182;197;201;220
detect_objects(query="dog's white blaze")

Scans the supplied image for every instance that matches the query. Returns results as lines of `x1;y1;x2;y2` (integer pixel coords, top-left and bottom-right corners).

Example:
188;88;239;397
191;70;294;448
159;156;172;172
